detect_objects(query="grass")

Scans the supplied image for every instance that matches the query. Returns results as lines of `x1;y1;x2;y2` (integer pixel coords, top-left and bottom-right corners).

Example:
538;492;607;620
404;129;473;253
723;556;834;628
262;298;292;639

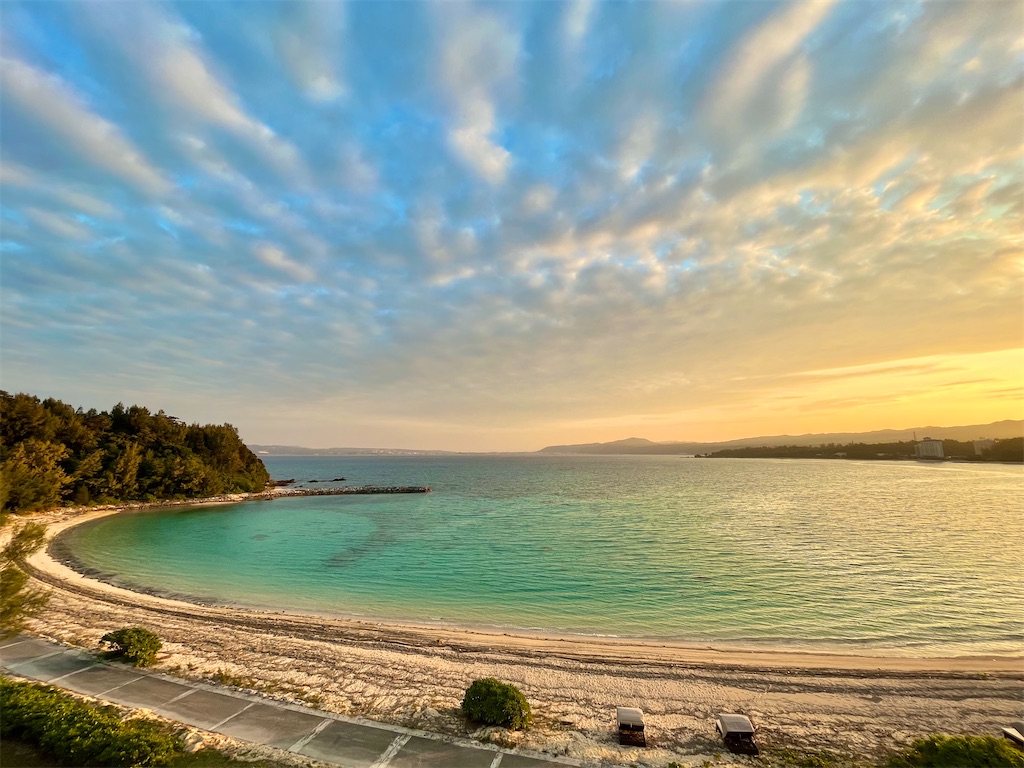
209;668;256;689
0;739;297;768
884;734;1024;767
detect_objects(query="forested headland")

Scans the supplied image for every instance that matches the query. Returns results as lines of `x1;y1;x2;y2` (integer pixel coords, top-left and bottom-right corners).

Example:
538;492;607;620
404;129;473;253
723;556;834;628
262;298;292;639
0;392;270;515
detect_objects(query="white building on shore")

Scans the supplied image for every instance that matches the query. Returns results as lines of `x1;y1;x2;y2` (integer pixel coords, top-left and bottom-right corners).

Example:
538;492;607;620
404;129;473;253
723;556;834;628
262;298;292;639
915;437;944;459
973;439;995;456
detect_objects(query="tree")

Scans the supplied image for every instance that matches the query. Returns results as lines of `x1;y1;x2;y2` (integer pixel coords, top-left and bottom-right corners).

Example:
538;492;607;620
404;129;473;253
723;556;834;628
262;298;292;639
0;523;50;638
100;627;162;667
461;678;532;730
0;439;71;513
0;391;270;514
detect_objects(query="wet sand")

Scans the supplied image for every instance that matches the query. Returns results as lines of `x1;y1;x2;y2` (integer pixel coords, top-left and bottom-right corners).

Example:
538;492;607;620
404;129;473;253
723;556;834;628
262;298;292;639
15;506;1024;767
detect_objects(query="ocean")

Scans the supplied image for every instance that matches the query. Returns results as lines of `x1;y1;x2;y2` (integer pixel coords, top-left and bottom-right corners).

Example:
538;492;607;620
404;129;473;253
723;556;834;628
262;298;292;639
60;455;1023;656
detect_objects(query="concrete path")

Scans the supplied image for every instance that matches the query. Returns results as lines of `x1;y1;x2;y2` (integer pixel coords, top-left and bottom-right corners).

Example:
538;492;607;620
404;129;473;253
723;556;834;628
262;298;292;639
0;635;578;768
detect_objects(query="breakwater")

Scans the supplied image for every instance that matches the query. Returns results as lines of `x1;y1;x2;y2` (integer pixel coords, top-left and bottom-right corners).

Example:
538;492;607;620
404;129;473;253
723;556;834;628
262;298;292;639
271;485;430;497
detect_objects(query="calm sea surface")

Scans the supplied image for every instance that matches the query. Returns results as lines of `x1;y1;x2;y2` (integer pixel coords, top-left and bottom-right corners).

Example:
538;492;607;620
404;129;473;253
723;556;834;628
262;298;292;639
62;455;1023;656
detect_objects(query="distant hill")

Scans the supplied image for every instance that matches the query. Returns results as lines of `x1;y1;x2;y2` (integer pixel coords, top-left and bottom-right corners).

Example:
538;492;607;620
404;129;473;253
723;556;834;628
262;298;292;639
539;437;657;453
537;420;1024;455
248;445;459;456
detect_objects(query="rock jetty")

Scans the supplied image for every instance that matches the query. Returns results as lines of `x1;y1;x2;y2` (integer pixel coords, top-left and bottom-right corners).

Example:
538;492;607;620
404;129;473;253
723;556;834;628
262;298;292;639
272;485;430;497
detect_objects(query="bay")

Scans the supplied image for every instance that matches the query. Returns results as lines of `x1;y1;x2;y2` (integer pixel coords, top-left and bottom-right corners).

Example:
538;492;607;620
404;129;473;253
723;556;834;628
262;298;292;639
61;455;1023;656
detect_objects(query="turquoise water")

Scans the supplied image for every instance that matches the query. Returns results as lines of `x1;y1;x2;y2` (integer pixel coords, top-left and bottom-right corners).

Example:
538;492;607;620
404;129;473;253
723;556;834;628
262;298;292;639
62;455;1023;656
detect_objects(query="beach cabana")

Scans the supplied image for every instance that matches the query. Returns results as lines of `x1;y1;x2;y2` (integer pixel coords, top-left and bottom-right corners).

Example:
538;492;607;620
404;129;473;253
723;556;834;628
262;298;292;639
1003;721;1024;748
616;706;646;747
715;713;758;755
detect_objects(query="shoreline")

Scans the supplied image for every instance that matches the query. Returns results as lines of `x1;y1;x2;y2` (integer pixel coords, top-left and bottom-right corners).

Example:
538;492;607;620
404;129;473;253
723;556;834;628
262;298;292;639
13;503;1024;766
35;504;1023;672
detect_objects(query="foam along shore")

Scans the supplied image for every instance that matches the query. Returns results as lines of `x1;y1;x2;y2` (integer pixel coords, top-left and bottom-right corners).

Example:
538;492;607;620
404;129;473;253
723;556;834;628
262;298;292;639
17;505;1024;768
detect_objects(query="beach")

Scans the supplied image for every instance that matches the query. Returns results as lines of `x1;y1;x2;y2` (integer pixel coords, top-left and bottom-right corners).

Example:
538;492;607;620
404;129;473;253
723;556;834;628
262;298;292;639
15;505;1024;767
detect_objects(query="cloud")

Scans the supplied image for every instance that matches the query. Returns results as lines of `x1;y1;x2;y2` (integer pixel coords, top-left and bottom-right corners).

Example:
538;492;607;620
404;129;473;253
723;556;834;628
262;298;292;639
449;102;511;185
1;0;1020;450
24;207;92;240
0;161;37;187
707;0;836;131
616;110;660;182
79;3;306;182
273;1;346;102
0;55;170;196
563;0;595;47
253;243;315;283
435;4;520;184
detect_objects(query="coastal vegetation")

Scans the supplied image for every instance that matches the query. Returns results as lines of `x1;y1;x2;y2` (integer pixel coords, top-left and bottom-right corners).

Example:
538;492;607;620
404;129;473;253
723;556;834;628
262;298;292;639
705;437;1022;462
461;678;532;730
885;734;1024;767
0;677;184;766
0;678;294;768
539;422;1024;456
101;627;163;667
0;391;270;515
0;522;49;638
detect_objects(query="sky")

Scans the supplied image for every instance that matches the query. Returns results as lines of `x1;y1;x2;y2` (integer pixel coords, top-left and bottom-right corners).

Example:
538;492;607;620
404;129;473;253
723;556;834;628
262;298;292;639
0;0;1021;452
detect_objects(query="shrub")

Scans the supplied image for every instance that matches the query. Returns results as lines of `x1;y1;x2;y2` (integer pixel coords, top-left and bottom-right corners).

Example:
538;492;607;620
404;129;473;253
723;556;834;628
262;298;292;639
0;677;183;766
95;718;184;767
461;677;531;730
101;627;162;666
886;734;1024;767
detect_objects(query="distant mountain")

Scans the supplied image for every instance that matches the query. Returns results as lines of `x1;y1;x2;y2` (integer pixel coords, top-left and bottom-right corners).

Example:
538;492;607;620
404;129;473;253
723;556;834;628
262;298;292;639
248;445;459;456
537;420;1024;455
539;437;657;453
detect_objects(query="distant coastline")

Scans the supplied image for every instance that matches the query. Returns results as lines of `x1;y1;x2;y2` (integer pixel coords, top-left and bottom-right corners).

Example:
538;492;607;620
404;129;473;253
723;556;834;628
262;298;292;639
536;419;1023;456
249;418;1023;457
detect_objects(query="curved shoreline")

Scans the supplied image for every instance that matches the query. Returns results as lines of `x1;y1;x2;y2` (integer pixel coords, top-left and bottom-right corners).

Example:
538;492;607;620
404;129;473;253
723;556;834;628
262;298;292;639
27;505;1024;674
14;503;1024;766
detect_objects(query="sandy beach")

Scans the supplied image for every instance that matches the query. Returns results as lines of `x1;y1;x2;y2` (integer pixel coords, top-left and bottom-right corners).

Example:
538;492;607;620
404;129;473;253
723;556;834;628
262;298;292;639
14;505;1024;767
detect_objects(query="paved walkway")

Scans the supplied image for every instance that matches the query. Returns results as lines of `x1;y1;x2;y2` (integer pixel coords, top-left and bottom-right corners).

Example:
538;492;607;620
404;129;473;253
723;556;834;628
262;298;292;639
0;635;578;768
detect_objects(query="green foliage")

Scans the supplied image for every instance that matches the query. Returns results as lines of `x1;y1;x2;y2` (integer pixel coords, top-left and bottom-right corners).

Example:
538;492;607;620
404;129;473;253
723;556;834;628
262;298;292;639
0;440;72;513
982;437;1024;463
461;678;532;730
0;523;50;638
0;391;270;514
886;734;1024;767
0;677;184;766
3;521;46;561
706;437;1023;463
708;441;919;460
101;627;163;667
210;668;255;689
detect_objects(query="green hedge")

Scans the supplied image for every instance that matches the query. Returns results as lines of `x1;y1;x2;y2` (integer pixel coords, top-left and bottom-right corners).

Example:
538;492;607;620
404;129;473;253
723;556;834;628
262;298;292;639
101;627;162;666
0;677;184;766
461;678;531;730
887;734;1024;767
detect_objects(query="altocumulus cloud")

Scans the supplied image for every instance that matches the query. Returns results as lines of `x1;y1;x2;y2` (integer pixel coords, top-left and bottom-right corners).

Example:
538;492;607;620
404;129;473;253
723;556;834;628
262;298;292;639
0;0;1021;451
